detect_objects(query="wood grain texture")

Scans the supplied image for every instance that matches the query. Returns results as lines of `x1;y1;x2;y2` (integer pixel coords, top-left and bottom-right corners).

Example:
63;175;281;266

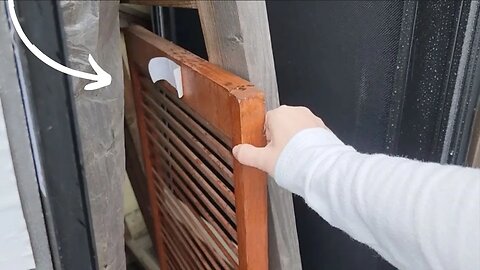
129;63;169;270
197;2;302;269
125;25;268;270
125;123;154;237
120;0;197;9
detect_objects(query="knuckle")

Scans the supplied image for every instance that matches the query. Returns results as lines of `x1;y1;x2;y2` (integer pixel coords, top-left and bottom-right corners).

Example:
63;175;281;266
298;106;311;113
278;105;289;113
267;108;280;120
266;110;273;118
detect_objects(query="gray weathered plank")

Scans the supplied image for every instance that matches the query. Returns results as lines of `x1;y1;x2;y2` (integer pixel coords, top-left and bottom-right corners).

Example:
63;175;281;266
60;2;126;269
198;2;302;269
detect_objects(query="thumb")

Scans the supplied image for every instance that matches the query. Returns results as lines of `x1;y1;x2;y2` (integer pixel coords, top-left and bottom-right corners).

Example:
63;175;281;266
232;144;271;173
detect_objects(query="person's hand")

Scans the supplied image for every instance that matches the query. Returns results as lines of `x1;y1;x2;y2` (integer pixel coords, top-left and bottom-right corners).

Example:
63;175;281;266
232;105;327;176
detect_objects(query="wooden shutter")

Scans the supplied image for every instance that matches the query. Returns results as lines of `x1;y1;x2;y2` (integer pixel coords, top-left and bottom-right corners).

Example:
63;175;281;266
125;25;268;270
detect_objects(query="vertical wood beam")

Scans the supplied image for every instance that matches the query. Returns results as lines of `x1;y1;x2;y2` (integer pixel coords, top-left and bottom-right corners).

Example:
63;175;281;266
198;2;302;269
130;64;169;270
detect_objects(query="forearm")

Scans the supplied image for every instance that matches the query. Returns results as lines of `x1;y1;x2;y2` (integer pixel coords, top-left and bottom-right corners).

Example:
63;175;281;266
275;128;480;269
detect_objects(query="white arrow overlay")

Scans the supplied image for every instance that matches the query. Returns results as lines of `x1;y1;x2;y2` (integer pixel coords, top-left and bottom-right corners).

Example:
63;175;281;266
7;0;112;90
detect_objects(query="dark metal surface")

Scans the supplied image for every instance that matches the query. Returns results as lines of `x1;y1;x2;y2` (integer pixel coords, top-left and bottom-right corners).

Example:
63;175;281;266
440;2;480;165
267;1;479;269
397;1;470;162
15;1;97;269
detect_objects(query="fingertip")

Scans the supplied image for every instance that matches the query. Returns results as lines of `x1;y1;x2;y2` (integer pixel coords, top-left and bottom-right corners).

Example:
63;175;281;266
233;144;250;160
232;144;241;158
231;144;270;172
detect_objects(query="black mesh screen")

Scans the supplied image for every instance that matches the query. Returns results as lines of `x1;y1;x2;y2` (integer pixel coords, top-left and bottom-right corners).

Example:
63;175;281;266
267;2;407;268
266;1;473;269
267;1;409;155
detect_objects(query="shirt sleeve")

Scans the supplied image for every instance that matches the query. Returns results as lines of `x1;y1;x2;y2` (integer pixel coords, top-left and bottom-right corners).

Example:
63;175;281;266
274;128;480;270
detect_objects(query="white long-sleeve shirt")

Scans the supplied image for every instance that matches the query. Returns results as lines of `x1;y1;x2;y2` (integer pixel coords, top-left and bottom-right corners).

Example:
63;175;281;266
274;128;480;270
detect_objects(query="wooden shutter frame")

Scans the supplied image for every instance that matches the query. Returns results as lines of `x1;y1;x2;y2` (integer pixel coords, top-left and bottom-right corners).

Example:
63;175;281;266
125;25;268;269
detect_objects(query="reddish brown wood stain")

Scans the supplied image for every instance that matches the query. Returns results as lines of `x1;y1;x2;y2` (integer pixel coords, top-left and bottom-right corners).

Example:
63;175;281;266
125;25;268;270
